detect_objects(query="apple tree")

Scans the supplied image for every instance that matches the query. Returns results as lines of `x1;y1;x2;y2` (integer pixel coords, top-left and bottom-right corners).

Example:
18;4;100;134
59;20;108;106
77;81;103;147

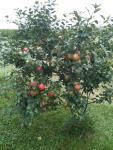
5;1;113;126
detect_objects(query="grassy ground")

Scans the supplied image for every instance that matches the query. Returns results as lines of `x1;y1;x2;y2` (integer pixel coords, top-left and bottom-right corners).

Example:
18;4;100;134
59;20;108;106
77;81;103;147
0;66;113;150
0;29;17;38
1;94;113;150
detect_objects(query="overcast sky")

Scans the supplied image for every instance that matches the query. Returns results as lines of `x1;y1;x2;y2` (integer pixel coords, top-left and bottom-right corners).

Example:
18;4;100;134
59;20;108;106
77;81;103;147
0;0;113;29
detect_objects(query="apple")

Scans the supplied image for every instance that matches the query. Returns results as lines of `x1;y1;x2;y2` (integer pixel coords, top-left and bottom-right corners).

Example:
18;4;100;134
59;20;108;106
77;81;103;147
72;53;80;61
74;83;81;91
36;66;44;72
64;55;69;61
29;81;37;87
22;47;29;53
29;90;37;97
67;54;73;60
47;91;55;97
64;54;73;61
38;84;45;91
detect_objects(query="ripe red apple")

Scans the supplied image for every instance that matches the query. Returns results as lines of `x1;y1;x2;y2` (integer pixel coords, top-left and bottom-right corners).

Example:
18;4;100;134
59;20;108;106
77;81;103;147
29;90;37;97
38;84;45;91
29;81;37;87
74;83;81;91
47;91;55;97
22;47;29;53
36;66;44;72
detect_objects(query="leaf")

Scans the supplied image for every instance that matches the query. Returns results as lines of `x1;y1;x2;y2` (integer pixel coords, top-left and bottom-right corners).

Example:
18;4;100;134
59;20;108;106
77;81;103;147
94;20;98;24
92;3;101;9
73;11;81;21
94;8;101;13
100;15;105;20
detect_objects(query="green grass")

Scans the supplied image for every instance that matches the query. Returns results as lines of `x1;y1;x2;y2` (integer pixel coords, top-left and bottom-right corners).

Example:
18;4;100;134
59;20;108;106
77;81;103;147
0;29;17;38
0;69;113;150
1;95;113;150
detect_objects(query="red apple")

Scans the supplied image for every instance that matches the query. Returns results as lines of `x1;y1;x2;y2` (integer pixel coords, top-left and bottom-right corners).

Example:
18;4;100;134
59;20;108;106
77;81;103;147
36;66;44;72
29;81;37;87
22;47;29;53
29;90;37;97
74;83;81;91
67;54;73;60
38;84;45;91
47;91;55;97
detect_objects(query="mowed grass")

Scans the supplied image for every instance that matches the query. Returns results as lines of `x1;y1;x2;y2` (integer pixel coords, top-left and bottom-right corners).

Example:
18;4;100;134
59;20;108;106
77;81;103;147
0;66;113;150
1;94;113;150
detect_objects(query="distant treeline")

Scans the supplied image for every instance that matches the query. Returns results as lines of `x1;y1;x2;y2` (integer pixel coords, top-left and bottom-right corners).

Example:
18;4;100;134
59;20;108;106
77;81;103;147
0;29;17;38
